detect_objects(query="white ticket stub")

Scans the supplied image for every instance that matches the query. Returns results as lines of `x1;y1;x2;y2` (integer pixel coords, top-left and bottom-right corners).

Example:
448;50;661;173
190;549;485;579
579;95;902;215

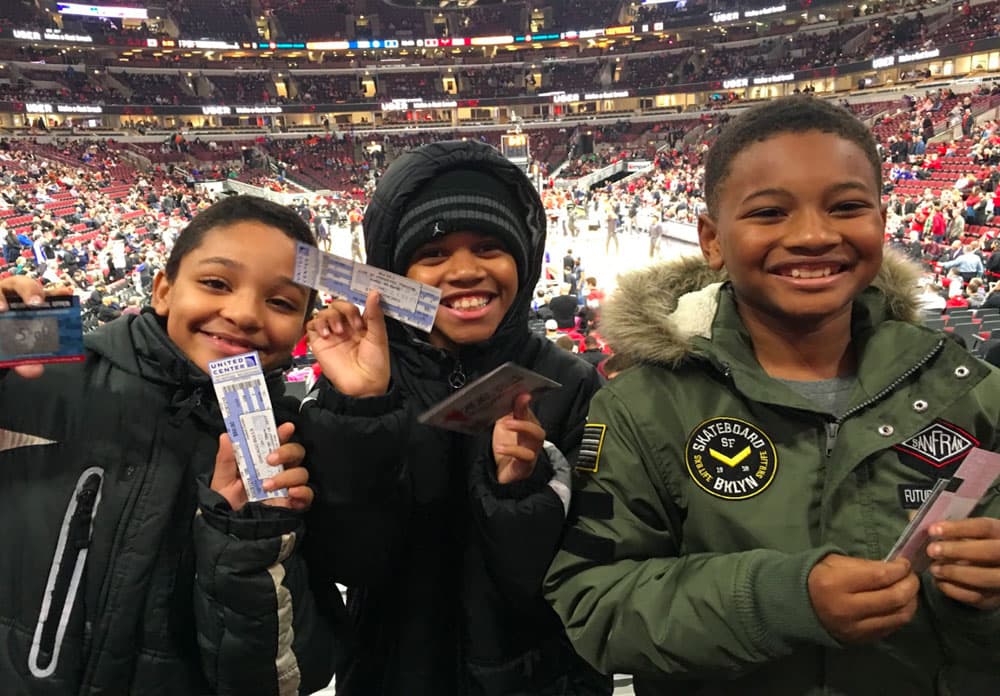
418;361;561;434
293;242;441;333
885;447;1000;571
207;351;286;502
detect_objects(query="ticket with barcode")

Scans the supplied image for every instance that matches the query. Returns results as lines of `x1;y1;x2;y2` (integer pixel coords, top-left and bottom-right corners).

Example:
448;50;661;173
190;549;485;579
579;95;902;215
293;242;441;333
207;351;286;502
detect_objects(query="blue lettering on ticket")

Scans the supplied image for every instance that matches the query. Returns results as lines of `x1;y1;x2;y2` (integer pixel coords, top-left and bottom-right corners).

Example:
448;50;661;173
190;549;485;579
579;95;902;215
293;242;441;333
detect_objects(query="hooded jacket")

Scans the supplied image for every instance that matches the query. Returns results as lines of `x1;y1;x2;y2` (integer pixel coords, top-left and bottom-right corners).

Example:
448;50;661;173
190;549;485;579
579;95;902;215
0;311;336;696
545;251;1000;696
300;140;609;696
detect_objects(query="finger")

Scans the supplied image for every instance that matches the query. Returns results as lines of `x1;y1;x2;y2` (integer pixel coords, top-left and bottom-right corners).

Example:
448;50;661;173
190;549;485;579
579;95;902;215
931;517;1000;541
287;485;314;511
12;364;45;379
512;393;532;420
309;307;351;336
930;561;1000;590
215;433;235;469
263;467;309;492
928;538;1000;565
266;442;305;468
847;598;919;642
847;572;921;618
0;278;45;311
363;290;387;342
502;419;546;442
275;422;296;446
495;444;539;463
934;578;1000;608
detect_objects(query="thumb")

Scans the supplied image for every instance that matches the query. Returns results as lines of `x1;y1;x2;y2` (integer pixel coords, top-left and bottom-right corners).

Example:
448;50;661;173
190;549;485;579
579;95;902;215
512;393;532;420
215;433;235;470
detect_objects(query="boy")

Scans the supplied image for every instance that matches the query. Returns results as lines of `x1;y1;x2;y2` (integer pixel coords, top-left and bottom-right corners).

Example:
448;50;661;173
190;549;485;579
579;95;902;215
300;140;610;695
545;97;1000;695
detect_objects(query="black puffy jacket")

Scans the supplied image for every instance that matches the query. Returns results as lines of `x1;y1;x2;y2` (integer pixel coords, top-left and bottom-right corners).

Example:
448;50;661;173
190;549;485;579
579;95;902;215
300;141;610;696
0;311;337;695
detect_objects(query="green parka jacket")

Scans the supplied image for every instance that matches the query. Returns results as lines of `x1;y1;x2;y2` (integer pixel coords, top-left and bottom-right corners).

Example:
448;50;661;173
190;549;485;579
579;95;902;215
544;251;1000;695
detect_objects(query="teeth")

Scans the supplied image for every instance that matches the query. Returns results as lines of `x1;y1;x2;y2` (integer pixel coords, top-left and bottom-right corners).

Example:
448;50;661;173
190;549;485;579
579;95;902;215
449;296;490;310
789;267;834;279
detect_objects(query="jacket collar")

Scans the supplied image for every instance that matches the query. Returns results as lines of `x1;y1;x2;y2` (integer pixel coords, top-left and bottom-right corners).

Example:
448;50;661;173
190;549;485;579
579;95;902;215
601;248;925;369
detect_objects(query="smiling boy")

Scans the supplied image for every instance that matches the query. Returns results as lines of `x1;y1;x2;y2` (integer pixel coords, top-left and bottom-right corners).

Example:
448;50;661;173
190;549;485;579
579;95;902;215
545;97;1000;695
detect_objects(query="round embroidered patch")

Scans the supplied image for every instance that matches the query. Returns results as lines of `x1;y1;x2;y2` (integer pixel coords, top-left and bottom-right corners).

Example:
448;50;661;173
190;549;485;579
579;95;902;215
685;417;778;500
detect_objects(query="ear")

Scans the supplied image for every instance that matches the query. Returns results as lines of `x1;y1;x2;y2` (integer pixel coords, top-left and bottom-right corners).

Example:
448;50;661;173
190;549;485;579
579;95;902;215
697;213;724;271
151;270;172;317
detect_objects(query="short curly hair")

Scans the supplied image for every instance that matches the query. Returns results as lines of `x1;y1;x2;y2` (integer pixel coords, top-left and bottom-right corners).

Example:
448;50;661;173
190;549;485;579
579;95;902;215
704;96;882;217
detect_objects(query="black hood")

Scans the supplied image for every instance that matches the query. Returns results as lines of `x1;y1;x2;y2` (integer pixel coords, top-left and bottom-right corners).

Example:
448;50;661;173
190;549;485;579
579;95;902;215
363;140;546;366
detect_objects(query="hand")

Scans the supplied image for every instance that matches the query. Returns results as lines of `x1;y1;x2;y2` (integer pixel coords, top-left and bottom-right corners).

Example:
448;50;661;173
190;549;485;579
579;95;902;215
0;276;49;379
808;555;919;644
306;290;390;398
492;393;546;485
211;422;313;512
928;517;1000;610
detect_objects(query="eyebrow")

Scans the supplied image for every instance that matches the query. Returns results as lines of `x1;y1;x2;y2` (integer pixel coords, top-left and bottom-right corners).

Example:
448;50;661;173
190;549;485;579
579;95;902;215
740;181;874;205
198;256;300;289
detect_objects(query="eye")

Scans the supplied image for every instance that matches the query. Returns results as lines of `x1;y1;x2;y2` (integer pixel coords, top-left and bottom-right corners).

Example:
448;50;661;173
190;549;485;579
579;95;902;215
475;241;505;256
746;207;784;219
832;201;871;214
198;278;230;291
268;297;300;312
412;247;447;262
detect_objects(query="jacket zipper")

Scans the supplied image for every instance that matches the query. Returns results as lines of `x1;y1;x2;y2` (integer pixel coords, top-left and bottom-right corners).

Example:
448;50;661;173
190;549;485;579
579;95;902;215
448;358;467;391
823;338;945;457
28;467;105;679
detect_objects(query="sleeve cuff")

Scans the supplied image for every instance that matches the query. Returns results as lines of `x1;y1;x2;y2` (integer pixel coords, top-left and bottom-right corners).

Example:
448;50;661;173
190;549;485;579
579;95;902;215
197;482;303;541
478;445;555;500
314;377;400;417
739;544;843;656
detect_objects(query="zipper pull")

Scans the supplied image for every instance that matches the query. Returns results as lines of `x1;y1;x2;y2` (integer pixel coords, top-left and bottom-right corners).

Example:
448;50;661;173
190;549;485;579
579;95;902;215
448;359;467;391
824;421;840;458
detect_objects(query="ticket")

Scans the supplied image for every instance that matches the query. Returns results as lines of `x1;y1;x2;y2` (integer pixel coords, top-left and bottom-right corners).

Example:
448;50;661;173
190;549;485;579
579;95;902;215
0;294;85;368
885;448;1000;571
418;361;562;434
293;242;441;333
207;351;286;502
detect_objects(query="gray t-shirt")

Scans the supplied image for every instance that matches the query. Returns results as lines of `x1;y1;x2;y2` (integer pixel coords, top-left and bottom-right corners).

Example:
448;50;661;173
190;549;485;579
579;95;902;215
776;375;857;418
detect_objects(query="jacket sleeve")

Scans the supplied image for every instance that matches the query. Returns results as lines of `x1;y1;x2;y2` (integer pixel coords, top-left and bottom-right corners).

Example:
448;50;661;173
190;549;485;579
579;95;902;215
467;365;599;602
192;484;337;696
297;378;413;587
544;386;840;678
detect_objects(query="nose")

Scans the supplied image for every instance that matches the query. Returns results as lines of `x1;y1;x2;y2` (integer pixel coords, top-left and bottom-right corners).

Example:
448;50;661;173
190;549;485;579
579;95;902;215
784;207;842;251
442;248;486;284
219;289;264;331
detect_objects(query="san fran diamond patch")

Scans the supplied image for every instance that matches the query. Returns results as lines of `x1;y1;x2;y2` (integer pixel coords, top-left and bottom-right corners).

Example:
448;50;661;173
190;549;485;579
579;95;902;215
893;420;978;479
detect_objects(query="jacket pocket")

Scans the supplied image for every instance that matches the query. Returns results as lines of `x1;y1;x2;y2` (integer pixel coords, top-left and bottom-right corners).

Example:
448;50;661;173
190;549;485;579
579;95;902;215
28;466;105;678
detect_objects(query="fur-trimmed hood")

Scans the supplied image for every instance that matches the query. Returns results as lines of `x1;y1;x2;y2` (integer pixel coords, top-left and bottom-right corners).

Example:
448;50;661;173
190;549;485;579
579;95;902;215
601;248;924;367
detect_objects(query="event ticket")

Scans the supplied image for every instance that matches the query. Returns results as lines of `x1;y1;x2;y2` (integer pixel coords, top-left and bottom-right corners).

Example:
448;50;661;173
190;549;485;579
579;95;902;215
418;362;562;434
885;447;1000;571
293;242;441;333
207;351;287;502
0;294;85;368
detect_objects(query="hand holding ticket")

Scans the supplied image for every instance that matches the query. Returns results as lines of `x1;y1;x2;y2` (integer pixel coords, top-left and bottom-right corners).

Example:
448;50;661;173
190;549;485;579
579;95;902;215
0;277;84;379
208;351;287;503
418;362;561;435
885;448;1000;573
